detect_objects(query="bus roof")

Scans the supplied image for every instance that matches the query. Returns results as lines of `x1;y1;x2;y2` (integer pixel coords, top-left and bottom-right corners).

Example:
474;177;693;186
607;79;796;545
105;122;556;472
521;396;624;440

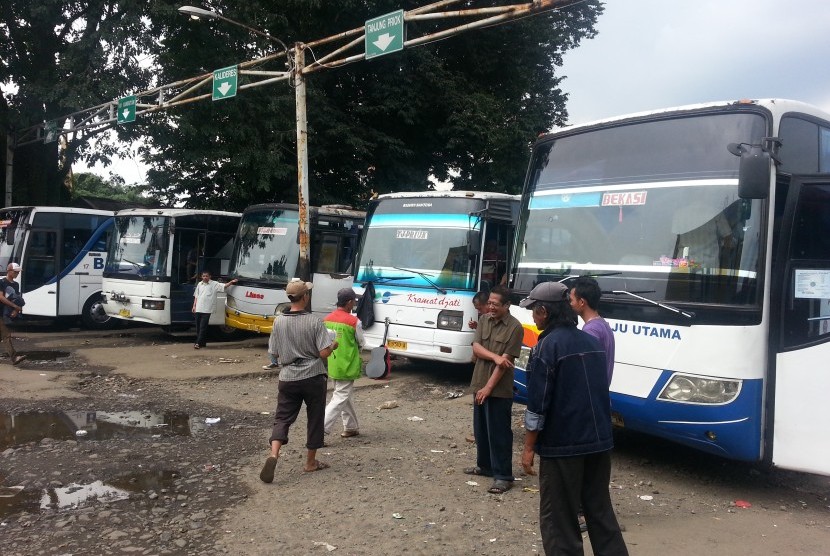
1;206;114;217
242;203;365;219
549;98;830;138
113;208;241;218
376;191;519;201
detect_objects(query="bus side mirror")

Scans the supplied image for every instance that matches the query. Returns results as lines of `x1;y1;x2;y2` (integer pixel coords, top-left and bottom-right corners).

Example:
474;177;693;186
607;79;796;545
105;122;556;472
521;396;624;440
728;142;770;199
5;226;15;245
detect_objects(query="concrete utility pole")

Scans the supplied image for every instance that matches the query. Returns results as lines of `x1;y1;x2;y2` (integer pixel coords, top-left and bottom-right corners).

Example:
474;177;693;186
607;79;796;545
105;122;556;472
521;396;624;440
7;0;571;276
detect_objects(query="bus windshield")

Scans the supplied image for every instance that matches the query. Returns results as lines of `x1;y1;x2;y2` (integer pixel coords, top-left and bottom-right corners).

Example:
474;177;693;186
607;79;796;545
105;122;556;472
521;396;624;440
515;111;769;310
230;208;300;283
105;216;171;280
355;198;483;290
0;209;30;267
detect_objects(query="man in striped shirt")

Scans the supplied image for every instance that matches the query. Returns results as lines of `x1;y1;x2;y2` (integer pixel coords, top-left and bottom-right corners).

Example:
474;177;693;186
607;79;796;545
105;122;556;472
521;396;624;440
260;279;337;483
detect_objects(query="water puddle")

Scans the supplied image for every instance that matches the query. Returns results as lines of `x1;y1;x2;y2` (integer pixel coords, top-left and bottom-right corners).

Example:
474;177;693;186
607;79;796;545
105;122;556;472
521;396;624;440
0;410;209;450
16;350;71;362
0;470;177;519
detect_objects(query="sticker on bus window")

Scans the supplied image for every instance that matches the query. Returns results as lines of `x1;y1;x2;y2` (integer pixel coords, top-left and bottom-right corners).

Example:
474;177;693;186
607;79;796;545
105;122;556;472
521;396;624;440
601;191;647;206
794;269;830;299
121;237;140;244
0;220;12;228
257;227;288;235
396;230;428;240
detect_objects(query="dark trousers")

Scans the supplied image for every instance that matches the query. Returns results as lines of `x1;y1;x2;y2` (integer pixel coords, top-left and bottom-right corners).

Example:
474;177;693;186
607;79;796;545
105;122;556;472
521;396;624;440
472;396;514;481
269;374;327;450
0;320;16;359
539;451;628;556
194;312;211;347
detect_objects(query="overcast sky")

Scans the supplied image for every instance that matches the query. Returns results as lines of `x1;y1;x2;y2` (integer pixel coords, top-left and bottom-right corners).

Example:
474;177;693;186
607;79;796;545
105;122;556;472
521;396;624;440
82;0;830;183
558;0;830;127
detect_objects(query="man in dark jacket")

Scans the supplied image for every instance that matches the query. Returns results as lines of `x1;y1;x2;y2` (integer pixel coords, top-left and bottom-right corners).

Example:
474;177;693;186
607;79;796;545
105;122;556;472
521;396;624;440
519;281;627;556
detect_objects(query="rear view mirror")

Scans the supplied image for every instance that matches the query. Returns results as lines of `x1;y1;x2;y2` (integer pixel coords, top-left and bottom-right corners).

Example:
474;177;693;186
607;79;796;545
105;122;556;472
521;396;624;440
728;142;771;199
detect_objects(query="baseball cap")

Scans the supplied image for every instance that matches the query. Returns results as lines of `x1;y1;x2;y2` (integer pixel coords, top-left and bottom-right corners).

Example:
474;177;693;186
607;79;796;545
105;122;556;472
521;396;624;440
285;278;313;297
337;288;357;305
518;281;569;308
8;262;21;272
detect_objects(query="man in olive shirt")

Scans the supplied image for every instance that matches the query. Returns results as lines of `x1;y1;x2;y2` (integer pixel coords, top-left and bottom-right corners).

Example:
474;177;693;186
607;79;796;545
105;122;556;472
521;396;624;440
464;285;524;494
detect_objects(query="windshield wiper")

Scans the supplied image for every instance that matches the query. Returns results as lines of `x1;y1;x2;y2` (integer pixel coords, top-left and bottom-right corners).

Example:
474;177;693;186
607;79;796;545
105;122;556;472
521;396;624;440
611;289;695;319
392;266;447;295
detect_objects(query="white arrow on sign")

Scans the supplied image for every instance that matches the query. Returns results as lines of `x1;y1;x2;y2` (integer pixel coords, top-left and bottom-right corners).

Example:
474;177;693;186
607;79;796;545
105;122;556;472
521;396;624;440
217;82;232;96
122;109;131;119
373;33;395;52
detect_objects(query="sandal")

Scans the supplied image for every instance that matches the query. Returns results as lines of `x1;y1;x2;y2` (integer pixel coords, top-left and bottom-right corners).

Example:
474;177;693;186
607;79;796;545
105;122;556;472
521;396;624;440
463;466;492;477
259;456;278;483
194;344;200;350
487;479;513;494
303;460;330;473
341;430;359;438
12;354;27;365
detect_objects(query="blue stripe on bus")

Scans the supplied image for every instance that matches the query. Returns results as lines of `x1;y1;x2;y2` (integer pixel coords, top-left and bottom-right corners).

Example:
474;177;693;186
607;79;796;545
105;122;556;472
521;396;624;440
513;367;763;462
352;282;478;296
44;217;113;286
528;192;602;210
369;214;480;228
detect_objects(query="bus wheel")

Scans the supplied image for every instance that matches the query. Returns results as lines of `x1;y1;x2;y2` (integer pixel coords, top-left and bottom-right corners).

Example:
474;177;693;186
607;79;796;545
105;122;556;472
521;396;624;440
81;294;113;330
210;324;241;341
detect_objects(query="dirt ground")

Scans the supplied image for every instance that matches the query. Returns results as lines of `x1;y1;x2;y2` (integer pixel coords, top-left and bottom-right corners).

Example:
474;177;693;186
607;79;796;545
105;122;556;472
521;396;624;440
1;321;829;555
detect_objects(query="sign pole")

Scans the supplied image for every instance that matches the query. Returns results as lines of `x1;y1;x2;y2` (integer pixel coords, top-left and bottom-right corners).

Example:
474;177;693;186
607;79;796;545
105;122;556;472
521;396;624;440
294;43;311;282
4;133;13;207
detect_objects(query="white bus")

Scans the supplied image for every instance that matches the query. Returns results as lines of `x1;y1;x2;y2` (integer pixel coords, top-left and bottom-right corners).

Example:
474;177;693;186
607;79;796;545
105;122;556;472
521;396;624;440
510;99;830;475
0;206;114;328
224;203;365;333
101;208;240;330
353;191;520;364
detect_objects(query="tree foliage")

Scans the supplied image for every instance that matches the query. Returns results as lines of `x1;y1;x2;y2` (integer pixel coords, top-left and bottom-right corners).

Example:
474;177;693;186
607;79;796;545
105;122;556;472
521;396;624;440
72;171;156;204
2;1;603;210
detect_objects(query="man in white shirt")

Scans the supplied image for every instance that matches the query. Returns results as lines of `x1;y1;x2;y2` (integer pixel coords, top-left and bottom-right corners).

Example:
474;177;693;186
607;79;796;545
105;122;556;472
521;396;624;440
191;270;237;349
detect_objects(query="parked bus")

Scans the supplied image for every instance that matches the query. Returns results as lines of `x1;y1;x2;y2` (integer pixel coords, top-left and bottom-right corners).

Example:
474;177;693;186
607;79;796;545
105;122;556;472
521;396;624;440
0;206;114;328
224;203;365;333
510;99;830;475
353;191;520;364
101;208;240;330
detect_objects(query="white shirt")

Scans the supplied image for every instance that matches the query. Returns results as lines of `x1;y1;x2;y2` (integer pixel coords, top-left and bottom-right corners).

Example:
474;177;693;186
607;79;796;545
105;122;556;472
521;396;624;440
193;280;225;313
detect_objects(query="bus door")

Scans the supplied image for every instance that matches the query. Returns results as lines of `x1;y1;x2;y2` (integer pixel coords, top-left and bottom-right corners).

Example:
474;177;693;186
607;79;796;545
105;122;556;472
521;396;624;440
310;230;357;315
479;221;513;290
170;230;202;324
21;213;61;317
59;213;108;316
772;175;830;475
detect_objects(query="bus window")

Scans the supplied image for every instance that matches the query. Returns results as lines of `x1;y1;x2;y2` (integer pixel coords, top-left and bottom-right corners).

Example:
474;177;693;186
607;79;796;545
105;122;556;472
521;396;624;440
313;235;341;274
63;213;104;267
22;230;58;292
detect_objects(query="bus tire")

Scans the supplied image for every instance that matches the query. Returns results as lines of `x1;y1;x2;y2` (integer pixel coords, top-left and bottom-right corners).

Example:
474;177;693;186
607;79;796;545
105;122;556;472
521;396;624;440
210;324;241;341
81;293;113;330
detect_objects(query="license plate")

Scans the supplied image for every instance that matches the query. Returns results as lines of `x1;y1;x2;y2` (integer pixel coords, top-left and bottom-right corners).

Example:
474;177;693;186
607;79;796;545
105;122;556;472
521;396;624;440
119;309;132;318
611;411;624;428
386;339;407;351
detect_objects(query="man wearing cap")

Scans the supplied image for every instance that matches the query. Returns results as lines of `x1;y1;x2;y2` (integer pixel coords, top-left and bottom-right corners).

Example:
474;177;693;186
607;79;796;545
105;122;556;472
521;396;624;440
464;284;523;495
519;281;628;555
0;263;26;365
260;279;338;483
323;288;365;438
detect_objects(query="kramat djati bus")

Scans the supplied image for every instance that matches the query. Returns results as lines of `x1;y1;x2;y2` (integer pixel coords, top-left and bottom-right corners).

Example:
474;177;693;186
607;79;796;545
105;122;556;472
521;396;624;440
0;206;115;328
101;208;240;330
510;99;830;475
224;203;365;333
353;191;519;363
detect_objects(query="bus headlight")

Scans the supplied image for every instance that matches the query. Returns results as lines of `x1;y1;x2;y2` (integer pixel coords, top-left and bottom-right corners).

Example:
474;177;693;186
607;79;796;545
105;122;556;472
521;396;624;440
658;374;741;404
437;310;463;331
142;299;166;311
226;294;237;309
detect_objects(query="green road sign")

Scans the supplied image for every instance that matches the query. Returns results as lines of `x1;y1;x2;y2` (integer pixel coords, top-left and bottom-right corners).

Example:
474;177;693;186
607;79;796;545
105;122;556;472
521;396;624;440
365;10;405;60
117;95;137;124
213;65;238;101
43;121;58;143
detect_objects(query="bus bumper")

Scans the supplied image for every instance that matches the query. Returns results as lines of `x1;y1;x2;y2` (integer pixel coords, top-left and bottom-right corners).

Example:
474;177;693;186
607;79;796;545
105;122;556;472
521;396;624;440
225;309;274;334
363;323;473;364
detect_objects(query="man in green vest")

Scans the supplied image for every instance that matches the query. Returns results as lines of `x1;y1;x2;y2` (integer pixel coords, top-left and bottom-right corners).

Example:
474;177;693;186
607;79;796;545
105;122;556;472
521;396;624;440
323;288;365;438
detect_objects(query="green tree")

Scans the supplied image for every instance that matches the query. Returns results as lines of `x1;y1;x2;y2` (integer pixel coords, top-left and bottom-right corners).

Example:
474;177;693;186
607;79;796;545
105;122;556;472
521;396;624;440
72;171;156;204
0;0;156;206
141;0;603;210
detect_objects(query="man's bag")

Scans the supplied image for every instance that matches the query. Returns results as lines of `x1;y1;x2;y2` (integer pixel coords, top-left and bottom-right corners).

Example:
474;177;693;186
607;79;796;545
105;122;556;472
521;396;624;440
365;317;391;380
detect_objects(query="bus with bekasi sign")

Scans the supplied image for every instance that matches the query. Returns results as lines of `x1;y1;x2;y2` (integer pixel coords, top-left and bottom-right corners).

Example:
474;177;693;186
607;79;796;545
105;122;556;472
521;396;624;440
0;206;115;328
353;191;520;363
510;98;830;475
101;208;240;331
224;203;365;333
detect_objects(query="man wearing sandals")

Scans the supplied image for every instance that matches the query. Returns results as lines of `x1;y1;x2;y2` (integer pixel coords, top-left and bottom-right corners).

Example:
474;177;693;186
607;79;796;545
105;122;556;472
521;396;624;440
464;285;523;495
519;282;628;555
323;288;365;439
0;263;26;366
260;279;338;483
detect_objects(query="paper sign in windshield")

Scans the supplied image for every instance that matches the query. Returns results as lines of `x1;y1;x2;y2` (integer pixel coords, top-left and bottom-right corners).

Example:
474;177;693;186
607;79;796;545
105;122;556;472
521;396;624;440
602;191;647;206
396;230;428;240
257;227;288;235
794;269;830;299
